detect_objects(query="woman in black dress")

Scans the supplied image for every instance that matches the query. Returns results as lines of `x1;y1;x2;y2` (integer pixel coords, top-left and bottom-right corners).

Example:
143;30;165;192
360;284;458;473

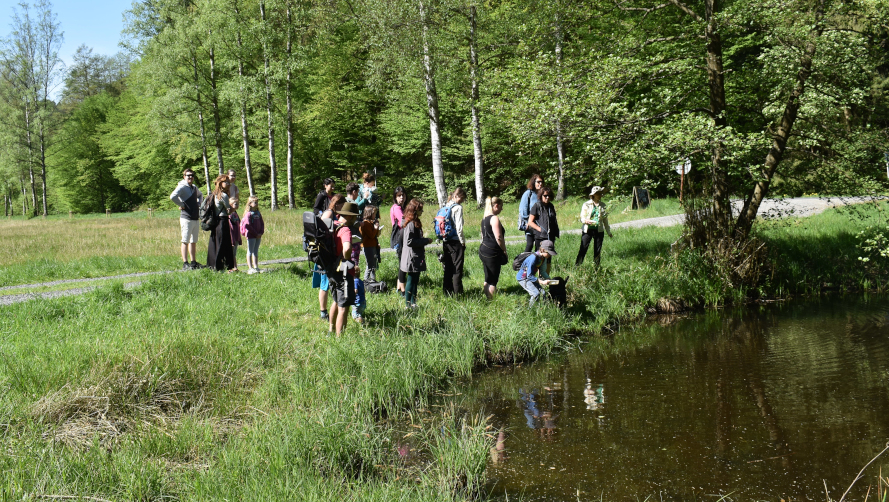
207;175;235;271
478;196;507;300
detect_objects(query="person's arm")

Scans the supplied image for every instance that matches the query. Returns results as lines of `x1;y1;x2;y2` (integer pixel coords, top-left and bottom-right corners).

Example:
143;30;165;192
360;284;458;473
339;229;351;261
527;203;542;233
313;193;325;214
602;205;612;237
452;204;465;245
169;184;186;208
539;260;552;281
552;207;560;239
522;254;538;281
580;202;591;225
519;190;530;221
491;215;506;253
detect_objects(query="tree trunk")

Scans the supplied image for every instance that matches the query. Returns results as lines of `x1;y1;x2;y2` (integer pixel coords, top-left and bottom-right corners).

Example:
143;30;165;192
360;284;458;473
469;4;484;207
39;124;47;216
285;5;295;210
734;0;825;239
24;106;37;216
193;55;211;194
705;0;730;232
420;0;447;207
554;16;566;200
260;1;278;211
208;37;225;176
233;5;255;197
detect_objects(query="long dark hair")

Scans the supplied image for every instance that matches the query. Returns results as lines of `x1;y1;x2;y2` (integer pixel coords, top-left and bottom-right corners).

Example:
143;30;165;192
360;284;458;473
393;186;407;209
403;198;424;229
527;174;543;191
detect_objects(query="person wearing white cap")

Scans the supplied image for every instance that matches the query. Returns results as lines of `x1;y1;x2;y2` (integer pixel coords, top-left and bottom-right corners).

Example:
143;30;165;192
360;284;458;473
576;186;612;266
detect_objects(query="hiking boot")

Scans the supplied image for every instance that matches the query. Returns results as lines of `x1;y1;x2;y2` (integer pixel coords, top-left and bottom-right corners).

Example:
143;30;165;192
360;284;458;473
320;310;329;320
190;261;203;270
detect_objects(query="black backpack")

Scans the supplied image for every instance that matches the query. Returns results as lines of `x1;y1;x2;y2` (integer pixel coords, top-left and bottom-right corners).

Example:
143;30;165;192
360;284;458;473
365;280;388;294
512;251;535;271
303;211;339;276
200;194;219;231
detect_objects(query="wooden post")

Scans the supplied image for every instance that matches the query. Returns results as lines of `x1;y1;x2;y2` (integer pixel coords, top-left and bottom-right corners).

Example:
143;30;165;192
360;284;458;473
69;211;72;218
106;209;111;218
147;208;152;218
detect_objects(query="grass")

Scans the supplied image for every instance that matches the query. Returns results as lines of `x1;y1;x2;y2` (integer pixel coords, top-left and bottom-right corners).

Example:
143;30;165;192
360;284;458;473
2;200;888;500
0;196;680;288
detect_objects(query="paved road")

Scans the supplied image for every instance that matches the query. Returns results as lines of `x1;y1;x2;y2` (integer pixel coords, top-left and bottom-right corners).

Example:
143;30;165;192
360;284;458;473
0;196;875;305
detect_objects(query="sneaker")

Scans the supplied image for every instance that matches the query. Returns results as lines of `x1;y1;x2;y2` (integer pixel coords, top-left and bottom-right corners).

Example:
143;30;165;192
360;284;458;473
320;310;329;320
190;261;203;270
247;268;256;275
182;262;190;271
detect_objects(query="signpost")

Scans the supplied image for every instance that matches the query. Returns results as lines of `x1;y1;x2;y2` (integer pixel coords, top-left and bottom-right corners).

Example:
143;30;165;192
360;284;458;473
674;158;691;202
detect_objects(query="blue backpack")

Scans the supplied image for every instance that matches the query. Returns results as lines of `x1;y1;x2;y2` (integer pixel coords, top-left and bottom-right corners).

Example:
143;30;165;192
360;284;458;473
434;204;458;241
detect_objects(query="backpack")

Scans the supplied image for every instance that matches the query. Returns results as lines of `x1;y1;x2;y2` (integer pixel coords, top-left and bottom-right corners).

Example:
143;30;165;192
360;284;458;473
390;224;403;251
365;280;388;294
512;251;535;271
200;194;219;231
302;211;339;276
434;204;458;241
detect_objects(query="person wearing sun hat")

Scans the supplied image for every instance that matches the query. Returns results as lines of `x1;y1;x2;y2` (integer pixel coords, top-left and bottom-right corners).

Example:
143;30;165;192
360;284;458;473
328;201;361;335
576;185;613;266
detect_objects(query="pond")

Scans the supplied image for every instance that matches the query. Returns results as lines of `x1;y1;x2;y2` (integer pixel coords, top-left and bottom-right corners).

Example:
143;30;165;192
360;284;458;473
455;296;889;501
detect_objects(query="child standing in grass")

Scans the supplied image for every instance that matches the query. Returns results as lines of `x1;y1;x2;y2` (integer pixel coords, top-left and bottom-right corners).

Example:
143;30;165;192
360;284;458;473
240;196;265;275
359;205;382;283
229;199;242;272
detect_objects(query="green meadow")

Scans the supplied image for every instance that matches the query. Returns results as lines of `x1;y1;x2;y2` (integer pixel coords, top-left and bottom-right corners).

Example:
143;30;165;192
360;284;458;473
1;199;887;500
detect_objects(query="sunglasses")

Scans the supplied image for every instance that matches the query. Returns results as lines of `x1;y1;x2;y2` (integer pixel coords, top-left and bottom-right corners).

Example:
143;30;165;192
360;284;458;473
185;174;194;178
541;193;552;198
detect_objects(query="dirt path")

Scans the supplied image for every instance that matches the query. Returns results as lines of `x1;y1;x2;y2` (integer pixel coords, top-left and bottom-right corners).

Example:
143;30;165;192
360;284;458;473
0;197;872;305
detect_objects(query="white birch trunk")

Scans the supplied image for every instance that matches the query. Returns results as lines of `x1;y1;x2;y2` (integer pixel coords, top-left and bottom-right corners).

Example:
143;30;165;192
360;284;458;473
420;0;447;207
469;4;484;207
554;17;566;201
260;1;278;211
208;37;225;176
285;5;295;209
193;55;211;194
233;5;255;197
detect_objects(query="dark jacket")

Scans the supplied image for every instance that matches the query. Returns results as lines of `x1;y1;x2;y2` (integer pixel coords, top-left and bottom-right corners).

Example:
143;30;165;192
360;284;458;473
313;191;331;215
530;201;560;240
399;221;431;272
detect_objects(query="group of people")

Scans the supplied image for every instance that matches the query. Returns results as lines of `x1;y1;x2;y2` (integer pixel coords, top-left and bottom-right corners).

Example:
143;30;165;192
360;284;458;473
169;168;265;274
170;168;614;335
310;173;614;335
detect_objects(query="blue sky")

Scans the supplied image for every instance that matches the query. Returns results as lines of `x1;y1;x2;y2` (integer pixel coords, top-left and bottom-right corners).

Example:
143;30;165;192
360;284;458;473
0;0;129;69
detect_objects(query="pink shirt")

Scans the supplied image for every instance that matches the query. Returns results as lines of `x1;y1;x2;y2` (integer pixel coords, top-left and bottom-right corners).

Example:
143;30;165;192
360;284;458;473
390;204;404;228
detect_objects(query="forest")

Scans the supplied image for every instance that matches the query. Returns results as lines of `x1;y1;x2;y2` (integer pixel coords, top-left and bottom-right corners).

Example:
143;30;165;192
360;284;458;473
1;0;887;228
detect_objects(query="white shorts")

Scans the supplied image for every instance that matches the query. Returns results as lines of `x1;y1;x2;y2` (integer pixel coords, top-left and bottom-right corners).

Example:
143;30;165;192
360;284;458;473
180;218;200;244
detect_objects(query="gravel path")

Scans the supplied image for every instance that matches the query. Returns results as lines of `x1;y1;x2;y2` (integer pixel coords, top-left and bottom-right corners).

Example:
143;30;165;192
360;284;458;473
1;196;874;305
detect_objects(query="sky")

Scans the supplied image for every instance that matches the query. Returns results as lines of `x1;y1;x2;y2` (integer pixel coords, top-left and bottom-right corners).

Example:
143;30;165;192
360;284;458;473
0;0;129;71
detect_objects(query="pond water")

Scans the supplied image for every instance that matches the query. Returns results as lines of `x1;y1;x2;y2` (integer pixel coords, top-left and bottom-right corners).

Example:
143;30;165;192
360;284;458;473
457;296;889;501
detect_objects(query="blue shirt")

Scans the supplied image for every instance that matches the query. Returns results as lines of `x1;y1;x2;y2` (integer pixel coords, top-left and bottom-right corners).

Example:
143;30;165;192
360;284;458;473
516;252;551;282
519;189;539;224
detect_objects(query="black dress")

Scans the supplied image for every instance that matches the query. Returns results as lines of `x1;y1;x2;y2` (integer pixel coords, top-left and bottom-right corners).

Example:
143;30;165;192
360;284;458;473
207;196;235;271
478;215;506;286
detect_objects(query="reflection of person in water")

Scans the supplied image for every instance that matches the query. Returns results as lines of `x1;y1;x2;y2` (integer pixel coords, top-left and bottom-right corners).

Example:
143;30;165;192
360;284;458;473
490;429;508;464
539;387;559;440
519;388;542;429
584;378;605;411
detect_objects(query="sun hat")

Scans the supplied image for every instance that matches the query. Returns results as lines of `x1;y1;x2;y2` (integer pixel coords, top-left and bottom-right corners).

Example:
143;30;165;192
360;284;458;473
339;201;359;216
589;186;605;196
539;240;558;255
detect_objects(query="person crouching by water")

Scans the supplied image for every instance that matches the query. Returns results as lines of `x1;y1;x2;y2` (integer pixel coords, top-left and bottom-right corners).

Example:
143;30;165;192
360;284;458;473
400;198;432;309
576;186;613;266
329;201;361;335
207;175;235;272
516;240;557;307
478;196;507;300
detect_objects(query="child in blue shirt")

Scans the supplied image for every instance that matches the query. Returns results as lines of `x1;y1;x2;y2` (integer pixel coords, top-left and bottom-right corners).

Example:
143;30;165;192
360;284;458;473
516;239;557;307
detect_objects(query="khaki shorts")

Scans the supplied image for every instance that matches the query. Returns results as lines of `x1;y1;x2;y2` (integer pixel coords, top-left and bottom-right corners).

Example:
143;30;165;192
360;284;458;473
180;218;200;244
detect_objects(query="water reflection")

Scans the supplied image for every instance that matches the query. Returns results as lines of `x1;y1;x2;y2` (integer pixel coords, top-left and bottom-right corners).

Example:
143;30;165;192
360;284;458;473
456;296;889;501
